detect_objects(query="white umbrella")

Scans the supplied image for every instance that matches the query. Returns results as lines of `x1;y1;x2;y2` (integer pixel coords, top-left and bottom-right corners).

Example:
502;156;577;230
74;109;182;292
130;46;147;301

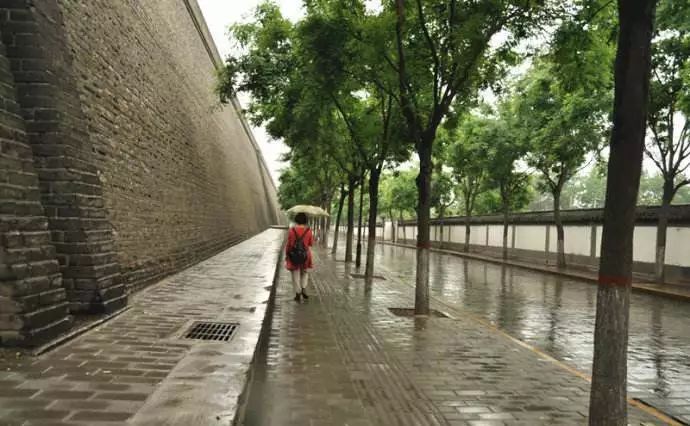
286;205;330;217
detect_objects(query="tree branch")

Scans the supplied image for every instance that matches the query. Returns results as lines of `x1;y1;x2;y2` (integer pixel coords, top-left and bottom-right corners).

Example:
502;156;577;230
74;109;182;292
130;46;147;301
674;179;690;194
648;123;669;174
675;121;690;165
645;145;668;176
415;0;440;108
330;93;369;163
394;0;421;141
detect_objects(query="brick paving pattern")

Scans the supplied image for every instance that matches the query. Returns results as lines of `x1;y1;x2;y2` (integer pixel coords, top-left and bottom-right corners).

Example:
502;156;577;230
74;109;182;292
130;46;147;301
373;243;690;425
0;229;283;425
246;249;665;426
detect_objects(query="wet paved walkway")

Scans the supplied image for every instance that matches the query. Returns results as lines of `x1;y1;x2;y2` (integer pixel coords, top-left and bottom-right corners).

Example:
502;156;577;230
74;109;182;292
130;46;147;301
245;247;667;426
389;241;690;301
372;244;690;425
0;229;284;425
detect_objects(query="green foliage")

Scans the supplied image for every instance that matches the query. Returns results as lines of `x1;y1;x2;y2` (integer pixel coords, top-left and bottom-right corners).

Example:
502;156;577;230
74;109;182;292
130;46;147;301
278;166;317;209
217;2;296;127
388;0;558;140
431;168;455;217
511;57;609;201
474;189;502;215
483;115;532;213
277;151;343;210
550;0;617;94
645;0;690;201
528;166;605;210
218;0;414;218
639;171;690;206
447;111;493;217
379;169;418;219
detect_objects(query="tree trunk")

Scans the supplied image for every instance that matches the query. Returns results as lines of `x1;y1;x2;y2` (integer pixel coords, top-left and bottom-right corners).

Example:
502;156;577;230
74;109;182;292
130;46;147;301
589;2;656;425
319;198;331;248
464;194;472;253
415;141;432;315
502;206;509;261
356;176;365;268
323;201;331;249
365;168;382;285
400;211;407;241
439;208;445;250
331;186;346;255
390;209;396;242
464;218;471;252
345;177;356;262
654;181;673;283
554;190;566;268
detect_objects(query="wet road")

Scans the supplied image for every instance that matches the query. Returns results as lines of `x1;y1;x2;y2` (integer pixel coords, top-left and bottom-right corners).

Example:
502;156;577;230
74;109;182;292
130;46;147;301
373;243;690;422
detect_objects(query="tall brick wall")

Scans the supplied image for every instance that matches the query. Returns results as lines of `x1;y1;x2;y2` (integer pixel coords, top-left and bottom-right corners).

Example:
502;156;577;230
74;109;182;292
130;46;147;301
1;2;125;316
55;0;280;289
0;0;280;346
0;40;71;345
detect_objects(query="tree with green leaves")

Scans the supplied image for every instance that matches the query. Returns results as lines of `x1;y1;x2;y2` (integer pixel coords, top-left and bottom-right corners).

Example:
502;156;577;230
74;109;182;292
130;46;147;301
216;2;367;262
645;0;690;283
485;116;531;260
278;147;343;246
448;113;491;252
431;168;455;249
430;129;455;249
296;3;411;283
639;170;690;205
378;172;397;221
512;58;610;268
385;169;418;241
219;2;412;283
473;189;503;215
386;0;556;314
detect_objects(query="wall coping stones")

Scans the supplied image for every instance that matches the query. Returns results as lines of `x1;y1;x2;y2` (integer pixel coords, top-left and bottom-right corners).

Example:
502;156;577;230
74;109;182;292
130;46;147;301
399;204;690;226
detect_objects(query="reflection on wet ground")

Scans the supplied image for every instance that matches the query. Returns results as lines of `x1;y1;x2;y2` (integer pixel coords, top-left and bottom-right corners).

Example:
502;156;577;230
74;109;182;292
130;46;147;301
374;244;690;422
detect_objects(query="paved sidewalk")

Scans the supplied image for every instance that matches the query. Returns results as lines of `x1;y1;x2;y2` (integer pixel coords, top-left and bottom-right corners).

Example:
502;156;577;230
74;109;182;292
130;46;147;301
0;229;284;425
384;241;690;302
245;248;667;426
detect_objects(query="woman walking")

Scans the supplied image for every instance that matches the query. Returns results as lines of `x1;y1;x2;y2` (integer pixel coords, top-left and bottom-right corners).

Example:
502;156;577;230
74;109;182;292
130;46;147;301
285;212;314;302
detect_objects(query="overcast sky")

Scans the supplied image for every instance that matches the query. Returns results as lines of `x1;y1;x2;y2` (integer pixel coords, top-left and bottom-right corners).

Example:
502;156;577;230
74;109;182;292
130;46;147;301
198;0;305;185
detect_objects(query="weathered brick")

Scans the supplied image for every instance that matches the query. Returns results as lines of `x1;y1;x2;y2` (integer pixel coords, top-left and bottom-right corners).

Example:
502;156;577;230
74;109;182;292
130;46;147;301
38;287;66;305
21;301;69;329
0;40;67;344
0;0;280;347
2;231;23;248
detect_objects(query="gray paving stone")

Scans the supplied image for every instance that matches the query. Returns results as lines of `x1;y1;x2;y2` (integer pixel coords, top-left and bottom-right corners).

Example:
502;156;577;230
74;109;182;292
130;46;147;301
244;247;666;426
0;229;284;425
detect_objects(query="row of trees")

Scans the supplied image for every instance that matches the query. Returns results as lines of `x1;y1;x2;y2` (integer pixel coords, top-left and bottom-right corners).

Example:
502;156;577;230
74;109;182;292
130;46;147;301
219;0;685;423
380;166;690;218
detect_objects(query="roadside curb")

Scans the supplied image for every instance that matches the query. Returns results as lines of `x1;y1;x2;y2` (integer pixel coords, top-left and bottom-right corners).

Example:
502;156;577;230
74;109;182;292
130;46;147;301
232;229;286;426
381;241;690;302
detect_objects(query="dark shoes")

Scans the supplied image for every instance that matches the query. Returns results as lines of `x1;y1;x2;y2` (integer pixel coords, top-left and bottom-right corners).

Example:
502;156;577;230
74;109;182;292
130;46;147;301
294;290;309;302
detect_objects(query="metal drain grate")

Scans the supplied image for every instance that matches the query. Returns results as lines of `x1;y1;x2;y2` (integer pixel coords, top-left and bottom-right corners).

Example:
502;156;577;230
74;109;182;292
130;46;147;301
183;322;239;342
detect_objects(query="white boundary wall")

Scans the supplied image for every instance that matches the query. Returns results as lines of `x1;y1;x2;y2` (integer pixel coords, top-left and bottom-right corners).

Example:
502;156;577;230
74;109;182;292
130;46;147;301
388;222;690;268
